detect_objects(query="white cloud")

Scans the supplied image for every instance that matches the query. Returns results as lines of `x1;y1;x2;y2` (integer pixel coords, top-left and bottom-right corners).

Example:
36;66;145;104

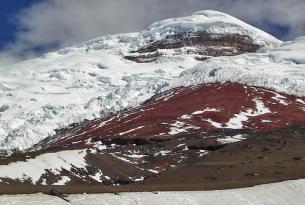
1;0;305;65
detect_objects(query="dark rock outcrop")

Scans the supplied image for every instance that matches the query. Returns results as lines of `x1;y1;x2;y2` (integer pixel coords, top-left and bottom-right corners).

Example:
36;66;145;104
125;32;261;63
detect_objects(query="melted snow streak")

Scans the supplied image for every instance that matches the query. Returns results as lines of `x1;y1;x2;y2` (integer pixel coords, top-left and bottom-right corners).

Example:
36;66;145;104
2;179;305;204
170;37;305;97
0;10;291;150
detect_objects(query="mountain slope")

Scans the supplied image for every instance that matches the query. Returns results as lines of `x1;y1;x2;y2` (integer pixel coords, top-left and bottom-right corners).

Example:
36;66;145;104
0;83;304;186
0;10;282;150
36;83;305;151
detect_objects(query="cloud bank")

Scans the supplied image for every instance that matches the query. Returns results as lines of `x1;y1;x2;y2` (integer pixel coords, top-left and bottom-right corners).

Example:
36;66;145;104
1;0;305;65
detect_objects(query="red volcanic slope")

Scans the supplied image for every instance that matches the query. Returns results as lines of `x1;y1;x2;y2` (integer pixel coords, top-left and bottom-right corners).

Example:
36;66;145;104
44;83;305;149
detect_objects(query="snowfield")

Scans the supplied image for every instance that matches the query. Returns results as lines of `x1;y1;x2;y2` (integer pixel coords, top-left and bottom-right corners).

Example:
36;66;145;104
0;10;299;150
0;193;68;205
1;179;305;205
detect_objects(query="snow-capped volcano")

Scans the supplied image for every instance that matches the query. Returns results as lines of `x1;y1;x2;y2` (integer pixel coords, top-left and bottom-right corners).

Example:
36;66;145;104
0;10;305;189
0;10;284;150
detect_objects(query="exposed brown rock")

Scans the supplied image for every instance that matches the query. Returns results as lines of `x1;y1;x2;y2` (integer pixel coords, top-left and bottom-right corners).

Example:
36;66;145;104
125;32;261;63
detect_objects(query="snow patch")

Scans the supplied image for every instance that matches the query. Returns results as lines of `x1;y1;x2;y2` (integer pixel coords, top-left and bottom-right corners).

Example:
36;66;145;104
204;119;223;128
296;99;305;105
53;176;71;185
271;92;288;105
129;176;145;182
204;99;270;129
90;171;104;183
168;121;200;135
261;119;272;123
192;108;220;115
119;126;145;136
217;134;246;144
111;154;137;164
225;98;270;129
0;149;88;184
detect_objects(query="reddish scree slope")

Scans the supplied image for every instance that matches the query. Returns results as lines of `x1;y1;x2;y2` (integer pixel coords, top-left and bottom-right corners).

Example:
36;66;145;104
41;83;305;150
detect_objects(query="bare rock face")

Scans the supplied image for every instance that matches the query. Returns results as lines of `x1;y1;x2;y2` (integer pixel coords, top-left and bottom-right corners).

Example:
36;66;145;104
125;32;261;63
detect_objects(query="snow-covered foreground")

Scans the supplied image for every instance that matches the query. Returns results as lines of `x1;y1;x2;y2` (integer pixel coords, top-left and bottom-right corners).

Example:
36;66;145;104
68;179;305;205
1;179;305;205
0;193;68;205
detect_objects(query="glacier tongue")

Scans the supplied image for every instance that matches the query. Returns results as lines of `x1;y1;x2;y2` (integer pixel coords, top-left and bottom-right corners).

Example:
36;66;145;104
0;51;198;150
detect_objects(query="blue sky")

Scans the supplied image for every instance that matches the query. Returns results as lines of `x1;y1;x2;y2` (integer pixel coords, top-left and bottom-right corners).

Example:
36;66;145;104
0;0;290;49
0;1;41;49
0;0;304;65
